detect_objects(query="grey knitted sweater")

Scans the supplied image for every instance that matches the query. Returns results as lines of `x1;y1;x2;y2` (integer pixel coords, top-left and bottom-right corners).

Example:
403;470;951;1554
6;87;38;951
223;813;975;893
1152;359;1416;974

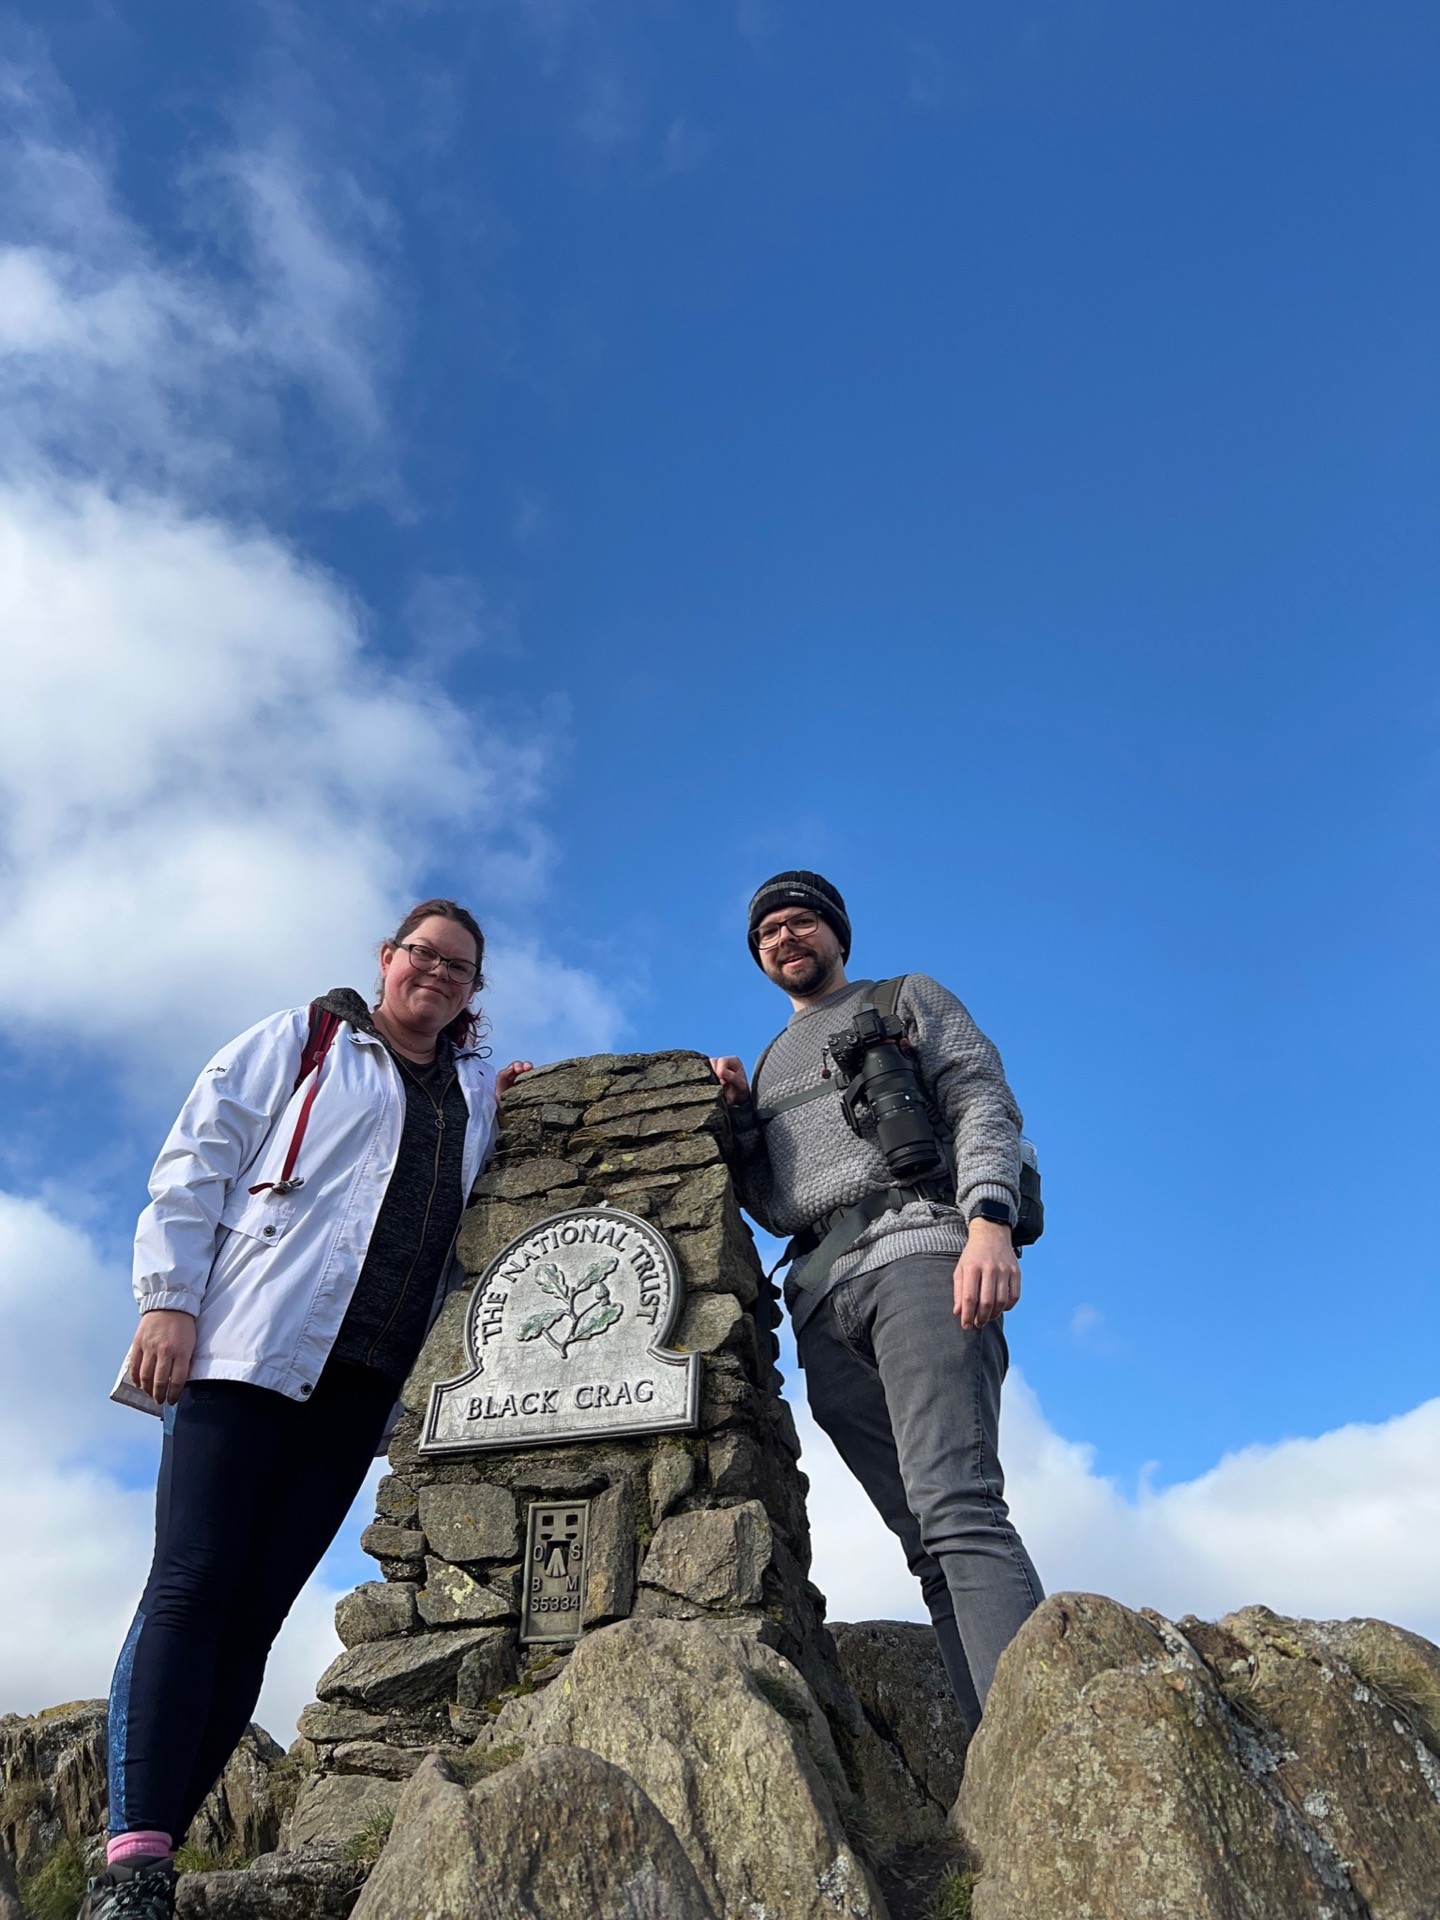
729;975;1022;1329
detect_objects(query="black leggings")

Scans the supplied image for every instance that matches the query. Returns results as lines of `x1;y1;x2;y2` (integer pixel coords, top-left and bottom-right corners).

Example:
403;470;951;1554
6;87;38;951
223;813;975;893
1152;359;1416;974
107;1358;395;1839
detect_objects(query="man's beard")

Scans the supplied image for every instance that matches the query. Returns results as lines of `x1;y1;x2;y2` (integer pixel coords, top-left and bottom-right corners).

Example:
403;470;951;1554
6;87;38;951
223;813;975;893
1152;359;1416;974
763;948;836;997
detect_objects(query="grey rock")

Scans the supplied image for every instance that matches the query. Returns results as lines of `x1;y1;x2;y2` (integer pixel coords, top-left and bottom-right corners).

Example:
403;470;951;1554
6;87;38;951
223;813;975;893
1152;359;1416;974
372;1477;418;1527
471;1155;581;1201
673;1291;744;1355
454;1632;521;1709
329;1744;426;1781
587;1135;720;1179
285;1774;400;1852
296;1705;389;1744
416;1559;514;1626
954;1592;1368;1920
184;1725;296;1866
351;1749;717;1920
357;1523;423;1564
176;1844;367;1920
417;1484;518;1563
477;1618;883;1920
335;1583;417;1647
705;1430;761;1497
1184;1605;1440;1920
0;1843;24;1920
831;1620;969;1811
582;1080;720;1127
648;1442;697;1519
640;1500;772;1608
585;1480;636;1625
668;1221;761;1306
316;1629;502;1712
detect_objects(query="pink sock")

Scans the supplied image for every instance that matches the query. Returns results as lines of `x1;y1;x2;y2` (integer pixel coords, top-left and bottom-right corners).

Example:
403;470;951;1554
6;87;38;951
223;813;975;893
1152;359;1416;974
107;1832;172;1867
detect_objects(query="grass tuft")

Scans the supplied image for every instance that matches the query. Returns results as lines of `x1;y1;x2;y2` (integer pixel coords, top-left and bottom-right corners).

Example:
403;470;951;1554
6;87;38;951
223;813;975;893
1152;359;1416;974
340;1808;395;1866
922;1866;977;1920
18;1838;88;1920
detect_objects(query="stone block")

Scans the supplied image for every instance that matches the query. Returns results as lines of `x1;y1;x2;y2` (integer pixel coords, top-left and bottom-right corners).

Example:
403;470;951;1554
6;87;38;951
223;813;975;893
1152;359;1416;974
640;1500;773;1609
330;1742;426;1780
674;1291;744;1354
284;1773;400;1851
454;1631;521;1709
334;1582;418;1647
416;1558;515;1626
358;1523;424;1564
373;1475;418;1526
669;1221;761;1306
177;1845;368;1919
584;1480;636;1626
316;1628;502;1712
706;1431;762;1497
649;1441;698;1520
582;1079;721;1127
295;1703;389;1744
471;1155;582;1201
417;1483;518;1562
586;1135;720;1178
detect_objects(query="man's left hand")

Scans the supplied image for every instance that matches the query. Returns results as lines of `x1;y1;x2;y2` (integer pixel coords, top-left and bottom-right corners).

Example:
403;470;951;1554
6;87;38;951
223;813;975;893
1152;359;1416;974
954;1219;1021;1329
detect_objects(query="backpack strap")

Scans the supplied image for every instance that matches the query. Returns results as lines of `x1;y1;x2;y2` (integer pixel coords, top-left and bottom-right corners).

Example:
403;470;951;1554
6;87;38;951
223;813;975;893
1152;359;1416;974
753;978;909;1124
248;1002;342;1197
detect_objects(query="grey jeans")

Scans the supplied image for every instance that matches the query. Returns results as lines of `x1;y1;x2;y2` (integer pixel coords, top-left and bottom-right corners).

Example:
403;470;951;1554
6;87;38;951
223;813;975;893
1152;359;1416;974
796;1251;1043;1730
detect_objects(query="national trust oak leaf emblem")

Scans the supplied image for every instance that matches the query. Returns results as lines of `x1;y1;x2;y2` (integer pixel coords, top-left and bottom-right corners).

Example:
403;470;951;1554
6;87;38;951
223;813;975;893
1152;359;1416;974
517;1257;626;1358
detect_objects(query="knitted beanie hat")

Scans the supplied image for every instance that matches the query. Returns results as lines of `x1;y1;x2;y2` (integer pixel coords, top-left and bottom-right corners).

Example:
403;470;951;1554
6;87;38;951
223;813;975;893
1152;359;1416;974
747;871;852;966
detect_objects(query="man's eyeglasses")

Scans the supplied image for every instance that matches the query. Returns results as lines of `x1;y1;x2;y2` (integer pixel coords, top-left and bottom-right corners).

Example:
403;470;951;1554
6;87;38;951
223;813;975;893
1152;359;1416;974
395;941;479;985
756;911;821;949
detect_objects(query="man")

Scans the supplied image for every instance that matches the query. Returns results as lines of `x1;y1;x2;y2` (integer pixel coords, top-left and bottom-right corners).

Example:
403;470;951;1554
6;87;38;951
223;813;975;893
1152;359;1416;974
711;870;1042;1730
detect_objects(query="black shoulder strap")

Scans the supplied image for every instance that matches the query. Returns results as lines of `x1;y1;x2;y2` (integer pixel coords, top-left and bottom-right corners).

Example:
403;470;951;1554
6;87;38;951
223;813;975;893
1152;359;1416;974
870;975;907;1020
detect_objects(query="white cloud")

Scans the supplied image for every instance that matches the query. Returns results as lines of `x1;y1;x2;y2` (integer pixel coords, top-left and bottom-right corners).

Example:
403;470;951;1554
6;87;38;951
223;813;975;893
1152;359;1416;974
0;1187;371;1740
800;1373;1440;1648
0;60;621;1084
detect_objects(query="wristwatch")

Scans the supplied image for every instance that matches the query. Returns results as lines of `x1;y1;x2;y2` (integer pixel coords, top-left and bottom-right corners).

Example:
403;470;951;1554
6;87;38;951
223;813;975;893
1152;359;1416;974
968;1198;1013;1227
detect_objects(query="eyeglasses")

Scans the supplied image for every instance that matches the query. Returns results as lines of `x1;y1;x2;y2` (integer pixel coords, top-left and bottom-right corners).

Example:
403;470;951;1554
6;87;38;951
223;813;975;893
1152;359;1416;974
395;940;478;984
756;911;821;949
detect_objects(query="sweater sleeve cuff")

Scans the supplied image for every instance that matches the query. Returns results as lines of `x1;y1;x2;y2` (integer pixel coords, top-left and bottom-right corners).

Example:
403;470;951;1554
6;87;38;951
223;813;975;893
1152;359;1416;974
136;1290;201;1316
959;1183;1018;1227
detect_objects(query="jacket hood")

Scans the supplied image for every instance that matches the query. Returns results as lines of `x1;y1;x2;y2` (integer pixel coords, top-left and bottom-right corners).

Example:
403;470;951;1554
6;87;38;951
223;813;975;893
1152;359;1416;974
314;986;466;1061
315;987;377;1032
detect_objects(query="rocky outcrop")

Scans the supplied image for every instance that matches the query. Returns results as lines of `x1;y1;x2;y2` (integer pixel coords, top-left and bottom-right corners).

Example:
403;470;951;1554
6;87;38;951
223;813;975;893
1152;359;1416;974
353;1748;718;1920
426;1618;886;1920
953;1592;1440;1920
0;1702;298;1887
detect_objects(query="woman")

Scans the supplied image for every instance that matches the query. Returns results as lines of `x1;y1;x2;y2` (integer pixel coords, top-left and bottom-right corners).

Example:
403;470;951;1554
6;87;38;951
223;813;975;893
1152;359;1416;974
86;900;532;1920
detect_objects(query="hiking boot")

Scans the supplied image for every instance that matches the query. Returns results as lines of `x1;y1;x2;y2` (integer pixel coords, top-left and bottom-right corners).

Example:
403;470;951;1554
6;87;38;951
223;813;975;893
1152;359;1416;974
78;1856;177;1920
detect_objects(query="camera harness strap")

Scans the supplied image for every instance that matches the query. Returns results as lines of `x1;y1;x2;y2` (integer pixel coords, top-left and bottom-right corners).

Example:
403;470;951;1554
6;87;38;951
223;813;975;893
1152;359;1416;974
753;977;953;1292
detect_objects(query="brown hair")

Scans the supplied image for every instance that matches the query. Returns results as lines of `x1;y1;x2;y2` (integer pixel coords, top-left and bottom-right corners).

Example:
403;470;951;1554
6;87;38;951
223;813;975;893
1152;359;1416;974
384;898;488;1051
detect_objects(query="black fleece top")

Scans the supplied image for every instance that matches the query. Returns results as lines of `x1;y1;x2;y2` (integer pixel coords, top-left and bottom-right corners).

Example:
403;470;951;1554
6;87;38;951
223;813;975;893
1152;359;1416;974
318;990;471;1384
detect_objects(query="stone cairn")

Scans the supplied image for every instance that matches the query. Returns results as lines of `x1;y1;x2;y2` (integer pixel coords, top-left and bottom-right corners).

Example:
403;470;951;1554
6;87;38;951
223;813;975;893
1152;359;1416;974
288;1050;853;1848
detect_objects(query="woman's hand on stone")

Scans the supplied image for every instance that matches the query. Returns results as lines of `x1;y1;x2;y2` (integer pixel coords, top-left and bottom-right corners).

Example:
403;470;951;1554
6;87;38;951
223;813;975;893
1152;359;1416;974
496;1060;534;1102
129;1309;198;1405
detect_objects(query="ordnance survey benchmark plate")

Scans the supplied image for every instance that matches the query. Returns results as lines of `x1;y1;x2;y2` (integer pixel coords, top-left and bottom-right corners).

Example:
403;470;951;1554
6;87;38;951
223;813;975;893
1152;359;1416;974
420;1204;701;1453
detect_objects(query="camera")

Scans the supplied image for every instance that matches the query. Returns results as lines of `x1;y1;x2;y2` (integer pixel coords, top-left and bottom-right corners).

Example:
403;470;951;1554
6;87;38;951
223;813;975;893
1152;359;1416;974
827;1008;947;1182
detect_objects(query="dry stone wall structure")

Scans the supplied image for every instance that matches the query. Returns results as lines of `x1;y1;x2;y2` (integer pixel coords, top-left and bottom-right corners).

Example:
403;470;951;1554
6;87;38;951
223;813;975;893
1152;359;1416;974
286;1049;922;1851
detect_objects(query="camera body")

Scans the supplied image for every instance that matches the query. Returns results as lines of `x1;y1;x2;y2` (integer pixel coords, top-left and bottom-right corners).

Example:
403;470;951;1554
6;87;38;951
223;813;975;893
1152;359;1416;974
827;1007;948;1182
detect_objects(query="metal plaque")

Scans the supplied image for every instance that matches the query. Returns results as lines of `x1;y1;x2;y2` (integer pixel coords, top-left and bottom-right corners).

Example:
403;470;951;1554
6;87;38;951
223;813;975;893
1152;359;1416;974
520;1499;590;1644
420;1204;701;1453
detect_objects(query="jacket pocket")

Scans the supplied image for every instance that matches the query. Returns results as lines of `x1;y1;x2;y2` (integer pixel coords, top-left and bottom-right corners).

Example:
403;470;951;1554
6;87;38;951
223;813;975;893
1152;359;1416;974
218;1190;297;1245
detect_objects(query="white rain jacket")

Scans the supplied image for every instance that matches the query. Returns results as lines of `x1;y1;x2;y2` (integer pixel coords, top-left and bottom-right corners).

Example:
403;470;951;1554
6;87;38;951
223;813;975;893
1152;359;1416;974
129;1003;499;1404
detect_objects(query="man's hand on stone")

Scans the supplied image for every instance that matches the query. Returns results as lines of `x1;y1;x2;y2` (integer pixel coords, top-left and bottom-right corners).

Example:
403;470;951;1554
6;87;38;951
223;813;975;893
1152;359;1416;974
129;1308;197;1404
710;1056;751;1107
954;1220;1021;1330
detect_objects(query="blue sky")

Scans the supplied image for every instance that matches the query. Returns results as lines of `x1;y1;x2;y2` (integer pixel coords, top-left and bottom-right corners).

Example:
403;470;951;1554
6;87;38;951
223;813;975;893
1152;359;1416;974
1;0;1436;1732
